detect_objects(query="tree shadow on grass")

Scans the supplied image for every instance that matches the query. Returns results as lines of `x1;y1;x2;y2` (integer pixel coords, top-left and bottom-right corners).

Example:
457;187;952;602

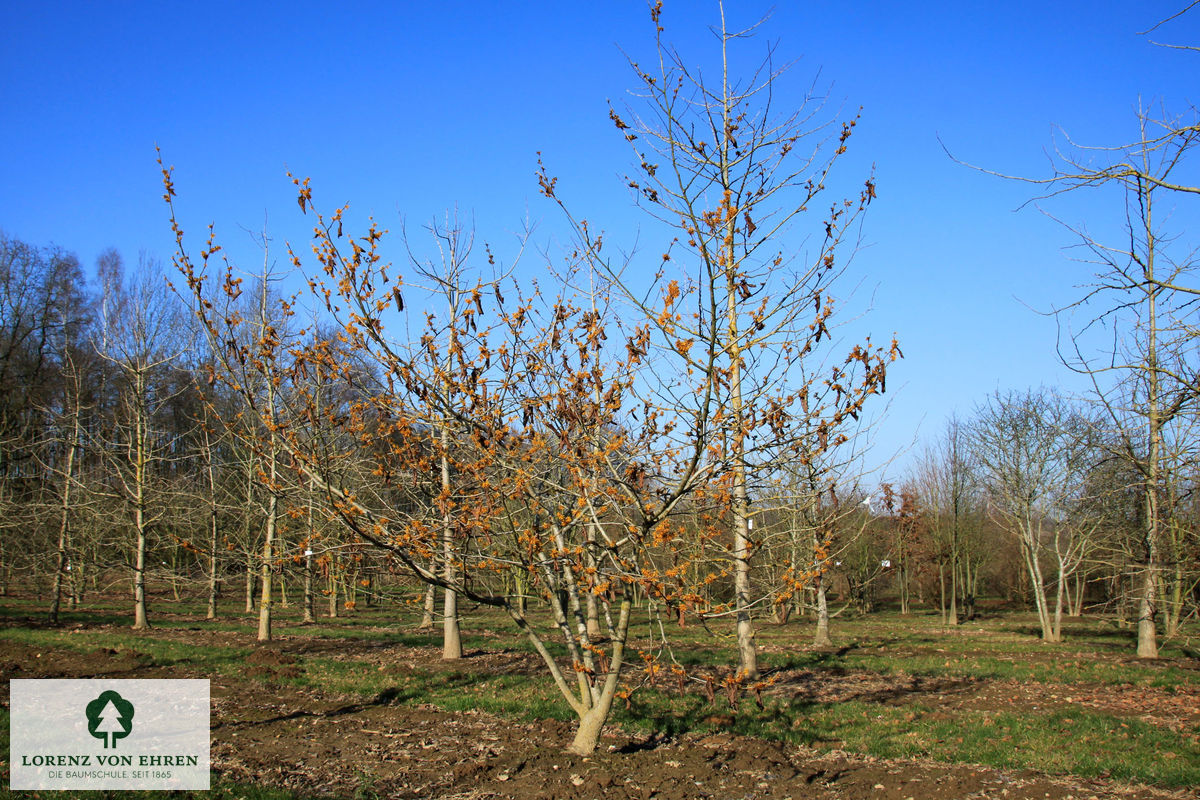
617;665;982;750
768;669;977;708
213;674;481;730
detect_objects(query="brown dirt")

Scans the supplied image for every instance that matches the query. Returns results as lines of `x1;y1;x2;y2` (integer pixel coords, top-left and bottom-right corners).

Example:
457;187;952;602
0;634;1194;800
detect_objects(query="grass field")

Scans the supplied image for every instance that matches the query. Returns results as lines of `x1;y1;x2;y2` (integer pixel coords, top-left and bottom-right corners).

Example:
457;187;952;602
1;593;1197;799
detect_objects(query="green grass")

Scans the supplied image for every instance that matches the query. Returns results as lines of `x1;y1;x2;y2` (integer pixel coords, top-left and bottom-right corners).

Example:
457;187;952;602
0;626;254;674
750;611;1200;688
762;643;1197;689
607;679;1200;786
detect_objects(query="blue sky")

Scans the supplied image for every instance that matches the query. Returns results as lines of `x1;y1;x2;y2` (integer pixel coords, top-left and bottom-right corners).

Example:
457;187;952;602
2;1;1197;479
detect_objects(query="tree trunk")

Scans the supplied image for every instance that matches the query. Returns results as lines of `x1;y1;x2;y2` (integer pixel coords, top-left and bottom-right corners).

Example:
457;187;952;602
937;561;946;626
510;570;528;617
244;550;255;613
170;547;181;602
132;390;150;631
1163;562;1182;638
569;703;615;756
898;553;910;616
257;489;274;641
948;556;960;626
586;590;603;637
256;273;282;644
49;501;70;625
723;209;758;680
442;585;461;658
964;559;978;620
584;521;603;638
1021;532;1057;643
49;407;79;625
565;597;632;755
733;513;757;678
1137;562;1158;658
1138;243;1161;659
1052;560;1066;642
257;397;281;642
243;457;256;613
68;558;81;608
328;563;339;618
133;506;149;630
440;428;461;659
418;580;435;629
813;574;832;648
206;475;219;620
303;548;315;624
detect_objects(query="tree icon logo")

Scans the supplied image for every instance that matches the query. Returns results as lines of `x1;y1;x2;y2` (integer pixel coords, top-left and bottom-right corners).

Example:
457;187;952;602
86;690;134;749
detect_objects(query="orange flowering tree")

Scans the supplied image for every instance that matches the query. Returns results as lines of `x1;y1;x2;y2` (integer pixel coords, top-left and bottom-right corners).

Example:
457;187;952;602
165;163;737;751
536;1;899;678
161;0;899;755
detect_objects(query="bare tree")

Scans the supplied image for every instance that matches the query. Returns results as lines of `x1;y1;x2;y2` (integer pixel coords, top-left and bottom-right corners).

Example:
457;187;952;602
970;389;1100;643
44;344;89;623
247;267;289;643
190;374;236;621
1011;111;1200;656
914;416;983;626
0;235;91;592
400;214;514;660
95;251;190;630
954;5;1200;657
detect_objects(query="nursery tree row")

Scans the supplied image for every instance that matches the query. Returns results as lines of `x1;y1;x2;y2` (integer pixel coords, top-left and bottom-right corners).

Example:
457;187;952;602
2;0;1197;754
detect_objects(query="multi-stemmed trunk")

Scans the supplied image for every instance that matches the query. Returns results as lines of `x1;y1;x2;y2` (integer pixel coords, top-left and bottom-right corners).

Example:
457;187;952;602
571;599;634;753
1019;524;1059;643
509;591;634;756
963;557;979;620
